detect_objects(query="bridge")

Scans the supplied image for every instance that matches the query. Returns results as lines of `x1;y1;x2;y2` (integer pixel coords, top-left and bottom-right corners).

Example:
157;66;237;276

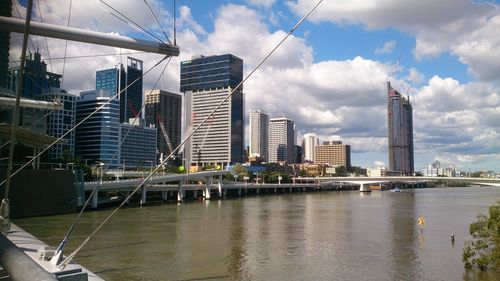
293;176;500;191
79;173;500;208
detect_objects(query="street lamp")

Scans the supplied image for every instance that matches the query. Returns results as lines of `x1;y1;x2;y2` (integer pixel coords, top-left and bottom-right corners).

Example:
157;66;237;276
97;162;104;184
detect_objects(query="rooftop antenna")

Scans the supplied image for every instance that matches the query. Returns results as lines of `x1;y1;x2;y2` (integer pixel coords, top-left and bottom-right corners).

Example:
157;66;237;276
386;54;401;82
173;0;176;46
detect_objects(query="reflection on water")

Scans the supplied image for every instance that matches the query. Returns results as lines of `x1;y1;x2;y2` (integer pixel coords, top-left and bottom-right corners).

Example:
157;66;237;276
388;191;419;280
14;187;500;281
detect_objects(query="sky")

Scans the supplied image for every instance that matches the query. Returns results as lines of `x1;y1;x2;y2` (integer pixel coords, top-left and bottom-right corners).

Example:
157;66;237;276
9;0;500;172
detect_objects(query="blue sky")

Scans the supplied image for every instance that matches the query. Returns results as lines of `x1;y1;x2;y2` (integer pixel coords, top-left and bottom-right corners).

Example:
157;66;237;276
10;0;500;171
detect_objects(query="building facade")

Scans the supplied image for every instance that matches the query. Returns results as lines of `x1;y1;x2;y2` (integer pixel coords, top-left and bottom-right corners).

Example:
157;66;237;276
96;57;143;123
249;110;269;162
122;57;143;123
180;54;244;170
145;89;182;163
75;89;121;167
7;52;62;99
387;82;414;175
315;140;351;169
302;133;318;163
6;52;62;132
0;1;11;88
120;119;156;168
269;116;296;164
96;66;125;99
36;88;76;159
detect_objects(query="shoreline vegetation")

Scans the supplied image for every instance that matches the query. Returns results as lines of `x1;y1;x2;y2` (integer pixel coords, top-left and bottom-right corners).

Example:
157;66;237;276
463;201;500;271
424;179;472;188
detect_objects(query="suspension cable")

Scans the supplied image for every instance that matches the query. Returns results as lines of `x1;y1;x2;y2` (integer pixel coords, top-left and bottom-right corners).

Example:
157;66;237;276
143;0;171;44
0;110;55;151
9;51;146;64
60;0;72;88
12;0;36;53
59;0;324;268
0;56;169;188
94;0;166;45
173;0;176;46
35;0;53;73
105;56;172;170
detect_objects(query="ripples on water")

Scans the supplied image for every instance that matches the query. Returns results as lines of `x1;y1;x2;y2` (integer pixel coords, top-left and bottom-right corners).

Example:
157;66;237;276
15;187;500;281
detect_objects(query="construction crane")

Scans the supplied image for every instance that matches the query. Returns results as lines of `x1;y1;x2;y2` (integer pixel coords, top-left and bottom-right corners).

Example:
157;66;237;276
156;113;174;155
128;101;139;119
159;121;174;155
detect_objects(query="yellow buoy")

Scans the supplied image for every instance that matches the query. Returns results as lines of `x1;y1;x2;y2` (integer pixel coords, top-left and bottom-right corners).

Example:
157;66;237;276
418;216;426;226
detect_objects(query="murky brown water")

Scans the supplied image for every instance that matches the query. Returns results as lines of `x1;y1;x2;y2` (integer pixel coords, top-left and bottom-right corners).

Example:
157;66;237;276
15;186;500;280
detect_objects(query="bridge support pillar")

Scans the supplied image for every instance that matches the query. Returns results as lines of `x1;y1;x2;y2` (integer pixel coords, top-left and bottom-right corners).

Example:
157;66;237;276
177;181;184;202
359;183;371;192
217;181;222;198
256;188;259;194
238;188;241;196
162;191;168;201
140;186;147;205
274;188;277;193
204;177;212;199
91;186;99;208
290;187;292;193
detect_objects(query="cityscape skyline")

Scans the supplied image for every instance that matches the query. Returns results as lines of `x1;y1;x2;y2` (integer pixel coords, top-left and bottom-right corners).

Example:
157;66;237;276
6;0;499;171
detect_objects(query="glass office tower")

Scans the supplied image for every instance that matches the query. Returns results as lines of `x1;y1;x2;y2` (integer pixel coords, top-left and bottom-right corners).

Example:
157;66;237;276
180;54;244;171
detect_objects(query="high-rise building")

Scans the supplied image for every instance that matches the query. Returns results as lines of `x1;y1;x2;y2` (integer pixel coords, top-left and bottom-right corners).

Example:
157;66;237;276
36;88;76;160
249;110;269;161
315;140;351;169
96;57;143;123
302;133;318;163
120;119;156;168
6;51;62;133
7;52;62;99
75;89;121;167
0;1;11;88
145;89;182;163
180;54;244;170
123;58;143;123
96;66;125;99
387;82;414;175
269;116;296;164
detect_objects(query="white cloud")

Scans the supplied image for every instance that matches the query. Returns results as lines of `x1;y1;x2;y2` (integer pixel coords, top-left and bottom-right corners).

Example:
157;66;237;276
374;40;396;55
248;0;276;9
287;0;500;82
178;6;207;36
406;67;425;84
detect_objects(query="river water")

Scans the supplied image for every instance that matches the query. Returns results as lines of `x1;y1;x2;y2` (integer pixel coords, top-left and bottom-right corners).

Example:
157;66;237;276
15;186;500;281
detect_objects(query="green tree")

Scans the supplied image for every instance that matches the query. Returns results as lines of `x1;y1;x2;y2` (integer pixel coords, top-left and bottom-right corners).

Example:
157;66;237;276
463;202;500;270
232;164;249;181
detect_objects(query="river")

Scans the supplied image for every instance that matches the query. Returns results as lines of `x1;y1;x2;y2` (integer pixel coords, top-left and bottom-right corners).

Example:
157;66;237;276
14;186;500;280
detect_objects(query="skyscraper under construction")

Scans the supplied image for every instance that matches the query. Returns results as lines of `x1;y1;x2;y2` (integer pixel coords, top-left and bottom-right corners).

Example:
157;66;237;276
387;82;414;175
